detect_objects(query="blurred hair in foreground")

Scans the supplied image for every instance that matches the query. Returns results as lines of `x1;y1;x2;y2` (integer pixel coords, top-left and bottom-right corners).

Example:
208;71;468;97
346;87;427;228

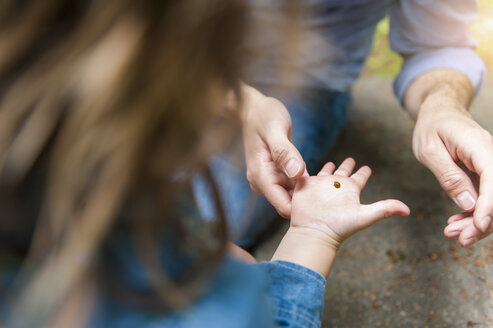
0;0;246;326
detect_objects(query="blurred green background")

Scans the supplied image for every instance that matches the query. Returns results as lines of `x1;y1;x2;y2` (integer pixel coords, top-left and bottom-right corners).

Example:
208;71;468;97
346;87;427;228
363;0;493;77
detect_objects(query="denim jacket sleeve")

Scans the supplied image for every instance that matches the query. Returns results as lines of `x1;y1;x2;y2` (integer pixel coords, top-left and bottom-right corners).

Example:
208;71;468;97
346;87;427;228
87;253;327;328
390;0;486;102
256;261;326;328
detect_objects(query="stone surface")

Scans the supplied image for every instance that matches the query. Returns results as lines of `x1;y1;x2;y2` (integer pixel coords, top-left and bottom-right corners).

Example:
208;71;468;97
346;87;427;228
254;74;493;328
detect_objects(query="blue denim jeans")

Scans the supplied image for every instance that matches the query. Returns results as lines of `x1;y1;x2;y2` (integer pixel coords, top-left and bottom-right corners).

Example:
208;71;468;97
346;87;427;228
194;88;350;247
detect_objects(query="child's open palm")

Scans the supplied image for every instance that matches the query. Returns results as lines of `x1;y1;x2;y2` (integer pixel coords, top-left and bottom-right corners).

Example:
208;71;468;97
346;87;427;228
291;158;410;248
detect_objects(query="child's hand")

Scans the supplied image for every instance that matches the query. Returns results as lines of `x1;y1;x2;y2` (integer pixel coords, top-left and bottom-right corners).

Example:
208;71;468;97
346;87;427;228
291;158;410;249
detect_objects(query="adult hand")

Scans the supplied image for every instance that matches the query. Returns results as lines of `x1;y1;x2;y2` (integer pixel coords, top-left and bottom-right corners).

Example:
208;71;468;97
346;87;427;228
414;106;493;247
406;70;493;247
240;85;306;218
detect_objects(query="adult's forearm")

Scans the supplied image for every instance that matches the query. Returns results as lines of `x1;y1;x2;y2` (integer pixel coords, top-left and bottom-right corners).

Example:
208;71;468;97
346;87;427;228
403;68;475;120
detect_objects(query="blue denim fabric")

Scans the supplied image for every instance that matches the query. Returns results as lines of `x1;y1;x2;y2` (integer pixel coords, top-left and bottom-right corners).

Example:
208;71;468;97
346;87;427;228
88;258;326;328
0;208;328;328
0;247;328;327
88;258;276;328
194;88;350;247
257;261;326;328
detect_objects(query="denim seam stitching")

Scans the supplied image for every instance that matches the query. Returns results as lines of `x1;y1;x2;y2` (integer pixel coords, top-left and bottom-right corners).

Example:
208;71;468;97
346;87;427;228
274;306;319;328
272;262;325;288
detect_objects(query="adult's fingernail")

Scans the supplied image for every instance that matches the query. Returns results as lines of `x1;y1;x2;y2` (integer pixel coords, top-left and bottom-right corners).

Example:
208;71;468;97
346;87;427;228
480;216;491;232
456;191;475;210
285;158;300;178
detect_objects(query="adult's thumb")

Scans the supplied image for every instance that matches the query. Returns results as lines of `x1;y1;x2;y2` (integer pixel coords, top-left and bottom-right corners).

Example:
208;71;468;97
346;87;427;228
267;135;305;179
426;157;478;211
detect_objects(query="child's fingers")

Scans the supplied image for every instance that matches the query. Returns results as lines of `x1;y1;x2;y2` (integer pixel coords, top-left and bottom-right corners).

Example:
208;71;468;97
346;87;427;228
447;212;471;224
444;217;472;239
350;165;372;190
359;199;410;226
333;157;356;177
317;162;336;176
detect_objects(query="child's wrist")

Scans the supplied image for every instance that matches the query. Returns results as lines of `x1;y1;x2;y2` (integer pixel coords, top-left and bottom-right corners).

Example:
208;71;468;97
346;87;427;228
271;226;339;278
290;225;343;250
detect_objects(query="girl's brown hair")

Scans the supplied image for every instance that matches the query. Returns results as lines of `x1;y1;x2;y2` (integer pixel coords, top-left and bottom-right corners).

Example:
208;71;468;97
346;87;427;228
0;0;247;326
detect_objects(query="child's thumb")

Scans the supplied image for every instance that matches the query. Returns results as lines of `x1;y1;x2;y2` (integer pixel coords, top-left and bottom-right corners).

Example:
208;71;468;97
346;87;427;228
359;199;410;226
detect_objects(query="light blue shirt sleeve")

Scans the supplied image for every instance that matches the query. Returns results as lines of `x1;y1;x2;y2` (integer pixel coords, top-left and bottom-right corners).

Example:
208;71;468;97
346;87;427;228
390;0;486;102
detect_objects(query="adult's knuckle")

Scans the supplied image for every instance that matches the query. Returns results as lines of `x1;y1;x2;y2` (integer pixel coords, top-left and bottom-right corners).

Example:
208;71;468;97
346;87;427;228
246;170;258;185
246;170;253;181
261;96;286;112
249;182;259;193
438;170;464;191
479;127;492;140
415;145;440;164
271;145;290;164
246;169;258;184
470;129;493;150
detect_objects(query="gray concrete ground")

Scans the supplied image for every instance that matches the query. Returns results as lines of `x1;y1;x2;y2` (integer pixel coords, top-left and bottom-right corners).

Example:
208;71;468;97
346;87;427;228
254;74;493;328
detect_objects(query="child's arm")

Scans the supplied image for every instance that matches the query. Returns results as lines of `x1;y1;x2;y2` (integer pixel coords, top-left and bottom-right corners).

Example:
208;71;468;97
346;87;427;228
272;157;410;278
